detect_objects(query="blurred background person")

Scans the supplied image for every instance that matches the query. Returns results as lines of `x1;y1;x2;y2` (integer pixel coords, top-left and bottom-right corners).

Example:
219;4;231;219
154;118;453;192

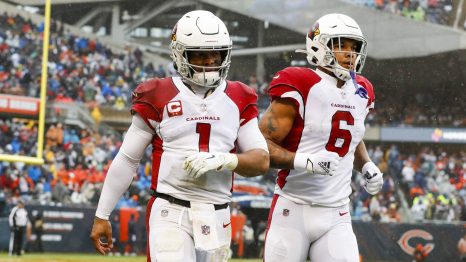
8;199;28;256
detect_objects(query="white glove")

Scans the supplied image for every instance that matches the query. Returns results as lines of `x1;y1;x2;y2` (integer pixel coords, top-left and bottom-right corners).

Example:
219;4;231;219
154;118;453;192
362;161;383;195
183;152;238;179
294;151;341;176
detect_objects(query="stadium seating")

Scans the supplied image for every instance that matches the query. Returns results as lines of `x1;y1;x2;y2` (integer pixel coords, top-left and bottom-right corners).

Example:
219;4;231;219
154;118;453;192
343;0;459;29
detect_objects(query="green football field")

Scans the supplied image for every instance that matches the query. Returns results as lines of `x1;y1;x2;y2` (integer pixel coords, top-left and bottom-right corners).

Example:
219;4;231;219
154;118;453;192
0;253;261;262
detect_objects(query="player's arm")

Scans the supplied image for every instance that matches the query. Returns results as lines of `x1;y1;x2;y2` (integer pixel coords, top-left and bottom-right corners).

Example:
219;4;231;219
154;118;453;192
353;140;371;172
259;97;340;175
234;118;269;177
259;98;297;169
354;140;383;195
90;114;153;255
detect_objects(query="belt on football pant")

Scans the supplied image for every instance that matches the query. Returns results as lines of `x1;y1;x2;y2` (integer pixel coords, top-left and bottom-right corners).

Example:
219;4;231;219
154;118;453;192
149;190;229;210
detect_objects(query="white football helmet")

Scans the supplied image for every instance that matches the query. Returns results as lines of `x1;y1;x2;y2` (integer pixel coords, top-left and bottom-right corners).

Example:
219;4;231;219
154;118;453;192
297;13;367;81
170;10;232;88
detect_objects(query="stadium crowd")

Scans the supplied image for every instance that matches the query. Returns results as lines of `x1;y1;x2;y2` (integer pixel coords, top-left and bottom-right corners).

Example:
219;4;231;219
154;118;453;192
0;118;154;212
0;12;167;110
351;144;466;223
344;0;460;29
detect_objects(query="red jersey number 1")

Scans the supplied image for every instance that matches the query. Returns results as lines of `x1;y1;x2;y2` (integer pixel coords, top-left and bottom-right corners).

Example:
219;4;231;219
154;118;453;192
196;123;211;152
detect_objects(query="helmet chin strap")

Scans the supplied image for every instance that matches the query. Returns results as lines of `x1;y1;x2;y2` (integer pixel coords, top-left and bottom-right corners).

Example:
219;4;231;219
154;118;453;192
332;65;352;81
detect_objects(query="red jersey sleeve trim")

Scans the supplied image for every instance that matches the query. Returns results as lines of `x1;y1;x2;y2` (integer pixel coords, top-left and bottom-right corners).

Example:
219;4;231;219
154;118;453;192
225;81;259;126
267;84;302;115
130;78;180;129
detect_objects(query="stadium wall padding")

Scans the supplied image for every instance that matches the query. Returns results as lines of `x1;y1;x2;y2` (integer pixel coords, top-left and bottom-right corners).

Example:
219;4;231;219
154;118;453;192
0;205;146;253
353;221;465;261
0;205;465;261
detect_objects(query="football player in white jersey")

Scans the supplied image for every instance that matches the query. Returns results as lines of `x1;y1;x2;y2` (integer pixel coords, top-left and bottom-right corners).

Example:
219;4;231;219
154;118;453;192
90;10;269;262
259;13;384;262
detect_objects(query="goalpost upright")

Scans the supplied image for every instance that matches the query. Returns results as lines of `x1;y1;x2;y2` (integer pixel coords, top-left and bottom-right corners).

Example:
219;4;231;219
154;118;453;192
0;0;51;165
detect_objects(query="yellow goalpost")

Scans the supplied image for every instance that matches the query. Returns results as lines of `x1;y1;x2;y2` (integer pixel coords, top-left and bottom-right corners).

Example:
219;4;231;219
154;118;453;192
0;0;51;165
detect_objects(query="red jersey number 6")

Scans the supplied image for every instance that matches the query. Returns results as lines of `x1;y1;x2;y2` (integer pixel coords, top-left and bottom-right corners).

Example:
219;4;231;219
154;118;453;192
325;111;354;157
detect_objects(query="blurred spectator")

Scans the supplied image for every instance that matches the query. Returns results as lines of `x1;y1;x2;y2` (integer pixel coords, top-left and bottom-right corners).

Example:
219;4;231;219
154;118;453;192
242;220;255;258
369;195;382;221
413;243;428;262
387;203;401;222
231;203;246;258
110;214;121;256
8;199;28;256
255;220;267;258
126;213;137;256
458;234;466;262
31;210;44;253
344;0;458;29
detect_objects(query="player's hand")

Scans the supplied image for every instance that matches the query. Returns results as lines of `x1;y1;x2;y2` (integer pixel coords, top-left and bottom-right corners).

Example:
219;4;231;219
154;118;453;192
90;217;113;255
294;151;341;176
183;152;238;178
362;162;383;195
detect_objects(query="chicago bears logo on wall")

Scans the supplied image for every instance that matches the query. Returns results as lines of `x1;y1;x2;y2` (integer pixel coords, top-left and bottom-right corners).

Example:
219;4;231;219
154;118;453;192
397;229;435;256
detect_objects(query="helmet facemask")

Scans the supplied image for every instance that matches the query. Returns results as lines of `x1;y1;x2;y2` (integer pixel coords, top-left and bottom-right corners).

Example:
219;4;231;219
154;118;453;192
321;35;367;81
173;45;231;88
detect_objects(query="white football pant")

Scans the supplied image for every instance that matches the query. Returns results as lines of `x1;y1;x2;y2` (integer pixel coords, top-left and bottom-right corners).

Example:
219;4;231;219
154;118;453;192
264;195;359;262
147;197;231;262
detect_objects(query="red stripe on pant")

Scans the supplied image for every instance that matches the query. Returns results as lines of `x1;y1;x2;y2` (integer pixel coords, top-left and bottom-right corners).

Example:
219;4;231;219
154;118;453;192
263;194;279;262
146;197;156;262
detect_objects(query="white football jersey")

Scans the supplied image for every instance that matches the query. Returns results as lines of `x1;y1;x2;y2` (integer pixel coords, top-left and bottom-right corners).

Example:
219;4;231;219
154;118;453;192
131;77;258;205
268;67;375;207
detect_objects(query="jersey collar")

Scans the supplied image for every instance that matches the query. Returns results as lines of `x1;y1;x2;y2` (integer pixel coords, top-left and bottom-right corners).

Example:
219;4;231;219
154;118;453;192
315;68;340;87
172;76;227;101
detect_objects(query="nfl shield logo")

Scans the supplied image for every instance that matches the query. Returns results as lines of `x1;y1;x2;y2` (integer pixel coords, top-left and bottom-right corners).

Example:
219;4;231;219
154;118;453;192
283;209;290;217
201;225;210;235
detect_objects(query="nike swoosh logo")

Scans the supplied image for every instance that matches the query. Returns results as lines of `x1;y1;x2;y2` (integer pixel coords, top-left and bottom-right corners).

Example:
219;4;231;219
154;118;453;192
206;155;215;159
339;211;348;216
273;75;280;79
223;222;231;228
